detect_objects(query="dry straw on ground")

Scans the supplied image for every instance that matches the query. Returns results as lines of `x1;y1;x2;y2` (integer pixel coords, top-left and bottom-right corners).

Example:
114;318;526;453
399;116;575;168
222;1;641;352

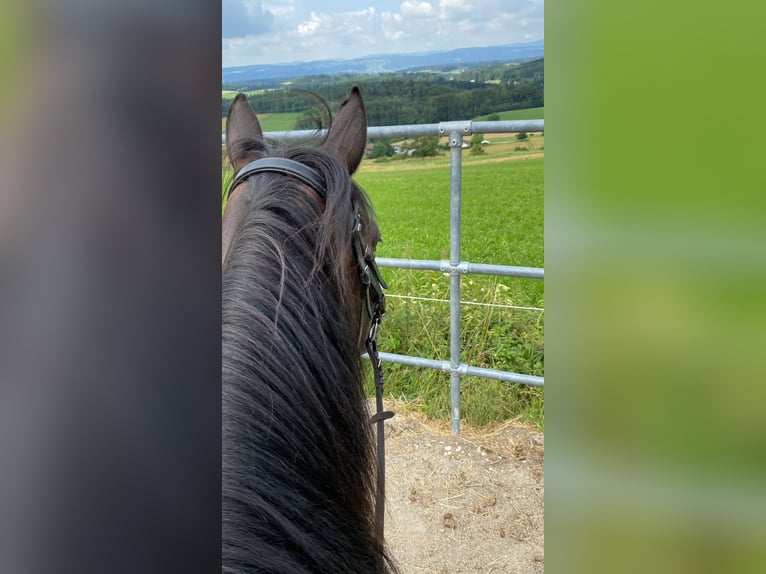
379;400;544;574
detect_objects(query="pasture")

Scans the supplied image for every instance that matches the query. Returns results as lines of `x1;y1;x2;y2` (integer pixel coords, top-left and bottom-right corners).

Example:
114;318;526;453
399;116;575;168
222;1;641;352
357;156;544;430
475;106;544;121
221;89;266;100
220;111;302;134
222;148;544;430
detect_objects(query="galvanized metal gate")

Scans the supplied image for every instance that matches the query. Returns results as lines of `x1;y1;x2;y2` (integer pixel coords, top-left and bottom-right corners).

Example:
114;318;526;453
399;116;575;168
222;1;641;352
262;119;545;434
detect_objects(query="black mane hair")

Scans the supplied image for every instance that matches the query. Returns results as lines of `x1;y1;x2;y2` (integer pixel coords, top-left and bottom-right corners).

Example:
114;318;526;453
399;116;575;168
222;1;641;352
222;133;396;573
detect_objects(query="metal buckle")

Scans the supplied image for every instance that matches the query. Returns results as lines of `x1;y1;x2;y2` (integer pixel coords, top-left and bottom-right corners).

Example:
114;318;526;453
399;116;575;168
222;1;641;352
367;314;381;345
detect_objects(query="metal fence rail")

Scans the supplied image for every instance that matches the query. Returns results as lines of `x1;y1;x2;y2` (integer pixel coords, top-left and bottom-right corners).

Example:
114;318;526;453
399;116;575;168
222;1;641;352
259;119;545;434
223;120;545;143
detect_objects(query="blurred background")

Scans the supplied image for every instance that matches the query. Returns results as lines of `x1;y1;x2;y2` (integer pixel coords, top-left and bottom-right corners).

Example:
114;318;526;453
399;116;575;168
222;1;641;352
546;2;766;573
0;1;221;572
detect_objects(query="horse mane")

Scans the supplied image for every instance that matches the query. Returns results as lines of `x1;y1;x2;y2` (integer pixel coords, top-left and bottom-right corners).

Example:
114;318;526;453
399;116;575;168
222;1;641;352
222;135;396;573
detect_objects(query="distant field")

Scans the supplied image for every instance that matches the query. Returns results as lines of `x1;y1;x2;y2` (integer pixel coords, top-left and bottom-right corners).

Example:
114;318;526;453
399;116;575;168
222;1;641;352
480;133;544;151
221;112;302;133
365;132;544;172
474;107;544;121
221;89;266;100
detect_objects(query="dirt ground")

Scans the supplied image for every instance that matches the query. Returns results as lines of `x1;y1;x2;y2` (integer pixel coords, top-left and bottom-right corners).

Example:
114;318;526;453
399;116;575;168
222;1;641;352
379;401;544;574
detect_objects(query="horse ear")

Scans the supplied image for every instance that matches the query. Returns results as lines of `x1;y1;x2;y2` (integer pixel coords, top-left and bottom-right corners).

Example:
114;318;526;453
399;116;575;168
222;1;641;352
226;93;263;170
323;85;367;175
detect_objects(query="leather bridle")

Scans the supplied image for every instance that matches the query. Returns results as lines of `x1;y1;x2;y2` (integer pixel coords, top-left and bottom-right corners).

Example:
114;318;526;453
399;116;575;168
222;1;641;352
227;157;393;541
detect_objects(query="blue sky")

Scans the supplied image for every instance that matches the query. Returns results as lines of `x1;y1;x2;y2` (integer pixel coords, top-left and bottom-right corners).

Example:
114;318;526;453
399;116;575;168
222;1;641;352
222;0;544;68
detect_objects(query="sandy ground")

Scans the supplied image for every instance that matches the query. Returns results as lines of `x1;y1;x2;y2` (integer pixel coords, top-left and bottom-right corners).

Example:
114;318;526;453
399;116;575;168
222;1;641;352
380;402;544;574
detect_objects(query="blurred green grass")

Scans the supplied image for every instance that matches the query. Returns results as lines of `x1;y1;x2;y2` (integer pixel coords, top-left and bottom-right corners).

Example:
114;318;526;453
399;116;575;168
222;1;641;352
546;1;766;571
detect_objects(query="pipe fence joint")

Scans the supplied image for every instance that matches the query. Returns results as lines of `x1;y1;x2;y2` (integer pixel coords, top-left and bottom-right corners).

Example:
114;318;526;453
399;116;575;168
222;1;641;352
439;260;471;275
439;121;473;138
447;360;467;375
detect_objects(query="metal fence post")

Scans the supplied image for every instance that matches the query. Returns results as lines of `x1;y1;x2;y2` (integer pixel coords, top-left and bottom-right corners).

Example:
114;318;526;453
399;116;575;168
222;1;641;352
449;131;463;434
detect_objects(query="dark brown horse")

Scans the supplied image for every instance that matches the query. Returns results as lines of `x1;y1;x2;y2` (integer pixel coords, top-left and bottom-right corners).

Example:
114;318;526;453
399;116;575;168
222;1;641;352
222;87;397;573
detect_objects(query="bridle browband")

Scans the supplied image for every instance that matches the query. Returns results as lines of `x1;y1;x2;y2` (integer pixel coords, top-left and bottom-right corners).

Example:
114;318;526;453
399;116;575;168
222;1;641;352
229;156;393;541
228;157;328;201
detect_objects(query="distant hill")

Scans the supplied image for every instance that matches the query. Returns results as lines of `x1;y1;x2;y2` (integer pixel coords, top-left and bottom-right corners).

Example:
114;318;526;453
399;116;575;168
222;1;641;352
222;40;544;83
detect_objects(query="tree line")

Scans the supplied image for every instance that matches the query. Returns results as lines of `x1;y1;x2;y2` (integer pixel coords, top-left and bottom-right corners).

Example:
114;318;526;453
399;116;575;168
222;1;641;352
222;58;544;127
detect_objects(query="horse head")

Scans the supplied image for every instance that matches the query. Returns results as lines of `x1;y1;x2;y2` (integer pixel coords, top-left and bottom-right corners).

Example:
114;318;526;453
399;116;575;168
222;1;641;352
222;85;384;348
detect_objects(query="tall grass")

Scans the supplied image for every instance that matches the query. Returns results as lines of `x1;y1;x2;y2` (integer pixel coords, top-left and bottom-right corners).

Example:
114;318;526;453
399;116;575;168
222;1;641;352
357;159;544;429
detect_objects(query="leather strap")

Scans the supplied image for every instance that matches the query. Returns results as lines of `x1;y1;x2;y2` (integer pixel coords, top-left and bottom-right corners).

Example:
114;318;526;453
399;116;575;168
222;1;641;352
366;323;393;542
228;157;327;201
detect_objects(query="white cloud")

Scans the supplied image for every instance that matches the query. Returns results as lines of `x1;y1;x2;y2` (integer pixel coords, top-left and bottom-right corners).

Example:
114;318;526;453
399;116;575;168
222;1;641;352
292;8;380;44
297;12;323;36
380;10;406;41
438;0;474;14
265;3;296;18
400;1;436;18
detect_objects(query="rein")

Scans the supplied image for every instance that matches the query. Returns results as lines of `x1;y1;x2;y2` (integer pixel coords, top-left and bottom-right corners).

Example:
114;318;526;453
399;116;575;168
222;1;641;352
353;205;395;541
229;157;394;540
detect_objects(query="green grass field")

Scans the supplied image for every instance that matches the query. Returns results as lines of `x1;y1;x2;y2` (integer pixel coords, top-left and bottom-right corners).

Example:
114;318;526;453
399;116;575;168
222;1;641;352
222;141;544;430
221;89;266;100
474;107;544;121
356;157;544;429
221;112;302;134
